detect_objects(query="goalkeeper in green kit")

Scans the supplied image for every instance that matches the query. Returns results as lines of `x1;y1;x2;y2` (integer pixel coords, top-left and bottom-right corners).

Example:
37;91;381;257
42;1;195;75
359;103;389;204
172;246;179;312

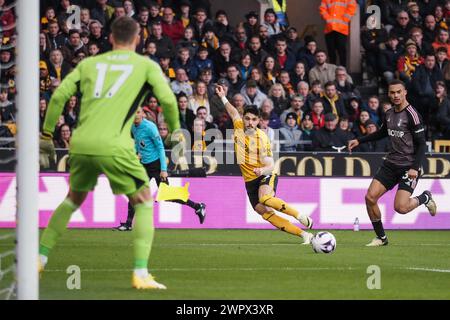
38;17;180;290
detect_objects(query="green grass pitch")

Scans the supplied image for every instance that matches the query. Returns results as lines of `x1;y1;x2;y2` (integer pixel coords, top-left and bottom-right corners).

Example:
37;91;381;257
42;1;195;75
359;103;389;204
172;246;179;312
1;229;449;300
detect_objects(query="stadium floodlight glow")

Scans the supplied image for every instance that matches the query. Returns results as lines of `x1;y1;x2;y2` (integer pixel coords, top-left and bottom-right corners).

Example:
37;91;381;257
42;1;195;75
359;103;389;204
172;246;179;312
16;0;40;300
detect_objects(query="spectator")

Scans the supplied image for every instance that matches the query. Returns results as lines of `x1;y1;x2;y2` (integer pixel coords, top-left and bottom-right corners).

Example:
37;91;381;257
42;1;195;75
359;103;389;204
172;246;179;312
259;112;275;142
411;53;444;122
432;28;450;59
334;66;359;104
201;25;220;56
41;6;56;32
274;37;296;72
243;10;259;38
145;40;158;63
88;42;100;56
391;10;412;45
338;115;351;133
89;20;111;53
177;93;195;132
423;14;438;44
366;95;383;126
39;97;48;132
408;3;423;27
198;68;215;97
312;113;354;151
291;61;309;88
309;99;325;131
436;46;448;72
194;46;214;75
268;83;289;116
172;47;198;80
123;0;136;18
179;0;192;28
321;81;348;119
319;0;356;67
0;88;14;122
280;94;305;124
63;95;79;129
243;67;270;94
171;68;193;96
280;112;303;151
232;25;247;51
47;19;67;50
429;81;450;138
358;120;389;152
352;109;370;138
158;122;173;149
196;106;215;131
379;33;403;84
80;8;93;34
297;36;317;70
410;27;433;56
261;55;281;86
346;95;363;124
40;32;52;60
309;50;340;86
247;36;269;67
54;123;71;149
177;26;200;59
397;39;423;83
232;94;247;117
63;29;88;67
149;22;176;58
262;8;282;37
213;41;238;78
214;10;234;42
161;7;185;45
48;48;72;81
260;98;281;129
286;27;303;57
136;7;151;48
241;79;267;109
296;81;311;111
191;118;207;152
90;0;115;28
258;24;273;53
188;81;211;120
360;22;388;76
238;51;253;82
226;64;244;96
278;70;295;98
39;60;52;95
300;114;314;151
189;7;213;42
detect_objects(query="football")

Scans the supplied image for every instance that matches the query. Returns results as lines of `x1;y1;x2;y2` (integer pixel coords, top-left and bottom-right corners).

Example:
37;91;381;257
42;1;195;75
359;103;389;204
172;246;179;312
311;232;337;254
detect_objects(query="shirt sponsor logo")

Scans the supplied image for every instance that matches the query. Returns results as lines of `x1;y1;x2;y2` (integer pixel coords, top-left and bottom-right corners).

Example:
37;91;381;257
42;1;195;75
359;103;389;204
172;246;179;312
388;129;404;138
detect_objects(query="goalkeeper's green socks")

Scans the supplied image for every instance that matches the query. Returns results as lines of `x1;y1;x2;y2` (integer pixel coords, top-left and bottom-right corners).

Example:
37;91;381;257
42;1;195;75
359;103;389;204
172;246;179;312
132;201;155;276
39;198;79;266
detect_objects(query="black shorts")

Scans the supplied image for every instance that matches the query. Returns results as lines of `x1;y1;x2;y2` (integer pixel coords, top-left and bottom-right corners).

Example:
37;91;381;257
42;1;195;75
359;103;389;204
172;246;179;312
143;160;167;186
245;174;279;209
373;161;420;194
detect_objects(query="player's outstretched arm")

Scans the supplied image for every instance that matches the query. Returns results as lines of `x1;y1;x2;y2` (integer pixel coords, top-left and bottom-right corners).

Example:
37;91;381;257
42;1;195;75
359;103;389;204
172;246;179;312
42;67;81;137
147;62;180;133
215;85;240;122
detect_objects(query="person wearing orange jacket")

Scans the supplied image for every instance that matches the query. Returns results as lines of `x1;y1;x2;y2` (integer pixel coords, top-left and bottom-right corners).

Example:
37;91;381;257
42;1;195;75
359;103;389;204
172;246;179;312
319;0;357;67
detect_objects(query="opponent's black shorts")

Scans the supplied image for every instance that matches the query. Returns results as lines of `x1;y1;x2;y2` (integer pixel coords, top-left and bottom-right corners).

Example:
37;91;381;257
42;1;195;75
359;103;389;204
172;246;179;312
374;161;421;194
245;174;279;209
143;159;168;186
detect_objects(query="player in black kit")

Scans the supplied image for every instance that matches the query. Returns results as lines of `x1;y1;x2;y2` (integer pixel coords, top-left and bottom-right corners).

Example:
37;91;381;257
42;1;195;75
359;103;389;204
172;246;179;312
348;80;437;247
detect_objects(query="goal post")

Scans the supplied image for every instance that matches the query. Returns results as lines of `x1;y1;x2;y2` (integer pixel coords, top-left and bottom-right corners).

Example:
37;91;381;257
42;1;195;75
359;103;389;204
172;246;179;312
16;0;40;300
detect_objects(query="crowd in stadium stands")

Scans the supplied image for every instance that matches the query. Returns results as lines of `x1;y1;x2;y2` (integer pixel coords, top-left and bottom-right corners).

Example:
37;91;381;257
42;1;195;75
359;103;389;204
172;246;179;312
1;0;450;152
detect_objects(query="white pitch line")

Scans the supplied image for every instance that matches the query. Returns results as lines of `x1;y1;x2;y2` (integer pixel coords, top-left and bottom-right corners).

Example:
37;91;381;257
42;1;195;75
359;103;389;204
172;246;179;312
404;267;450;273
43;267;358;273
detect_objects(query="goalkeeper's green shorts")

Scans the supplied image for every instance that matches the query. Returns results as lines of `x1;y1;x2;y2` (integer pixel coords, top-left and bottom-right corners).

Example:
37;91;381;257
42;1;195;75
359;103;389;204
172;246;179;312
69;153;149;196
